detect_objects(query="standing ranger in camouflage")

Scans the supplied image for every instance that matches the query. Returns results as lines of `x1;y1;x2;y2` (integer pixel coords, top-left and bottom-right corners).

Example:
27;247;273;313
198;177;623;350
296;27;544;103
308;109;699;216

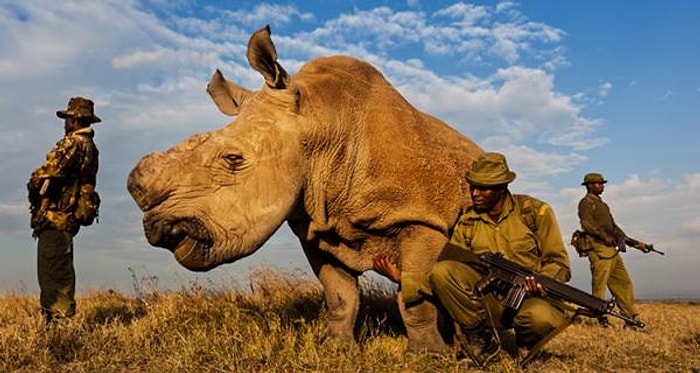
374;152;571;366
577;172;644;329
27;97;101;323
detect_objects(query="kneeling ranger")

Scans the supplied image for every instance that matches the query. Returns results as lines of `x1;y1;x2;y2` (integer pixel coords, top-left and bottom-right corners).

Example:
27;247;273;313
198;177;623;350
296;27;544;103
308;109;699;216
375;152;571;366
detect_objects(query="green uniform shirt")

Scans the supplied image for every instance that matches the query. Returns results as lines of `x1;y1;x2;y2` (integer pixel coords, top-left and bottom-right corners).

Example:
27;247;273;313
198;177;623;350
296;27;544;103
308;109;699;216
577;193;625;242
402;193;571;303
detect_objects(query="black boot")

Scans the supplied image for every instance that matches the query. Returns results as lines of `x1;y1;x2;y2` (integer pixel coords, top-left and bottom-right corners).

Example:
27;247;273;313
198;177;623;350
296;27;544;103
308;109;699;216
455;322;501;367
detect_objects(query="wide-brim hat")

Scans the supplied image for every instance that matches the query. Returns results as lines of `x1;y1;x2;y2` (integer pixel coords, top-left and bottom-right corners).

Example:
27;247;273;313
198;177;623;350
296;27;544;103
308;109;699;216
581;172;607;185
56;96;101;123
466;152;517;187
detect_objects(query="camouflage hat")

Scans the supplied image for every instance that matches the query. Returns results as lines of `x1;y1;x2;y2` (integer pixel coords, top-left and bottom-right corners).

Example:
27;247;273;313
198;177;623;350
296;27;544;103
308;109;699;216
581;172;607;185
56;97;101;123
466;152;517;187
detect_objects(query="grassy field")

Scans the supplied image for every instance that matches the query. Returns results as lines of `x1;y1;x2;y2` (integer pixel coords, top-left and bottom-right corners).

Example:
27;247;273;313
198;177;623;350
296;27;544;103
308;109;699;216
1;268;698;372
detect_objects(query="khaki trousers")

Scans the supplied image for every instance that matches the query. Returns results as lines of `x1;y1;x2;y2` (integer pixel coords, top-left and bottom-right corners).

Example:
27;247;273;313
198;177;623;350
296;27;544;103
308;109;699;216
587;242;636;318
37;229;76;320
429;260;567;349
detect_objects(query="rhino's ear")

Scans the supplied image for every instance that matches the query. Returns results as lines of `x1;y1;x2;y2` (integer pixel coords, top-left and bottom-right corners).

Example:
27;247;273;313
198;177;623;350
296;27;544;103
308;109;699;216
206;69;252;116
247;25;289;89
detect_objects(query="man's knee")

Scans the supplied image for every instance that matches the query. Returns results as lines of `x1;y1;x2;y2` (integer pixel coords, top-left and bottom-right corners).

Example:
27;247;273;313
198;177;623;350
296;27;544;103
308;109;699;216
514;299;566;335
429;260;481;289
429;261;455;287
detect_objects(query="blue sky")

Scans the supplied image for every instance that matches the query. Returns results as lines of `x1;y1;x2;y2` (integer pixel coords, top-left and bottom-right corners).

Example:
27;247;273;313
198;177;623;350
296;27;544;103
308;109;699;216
1;0;698;300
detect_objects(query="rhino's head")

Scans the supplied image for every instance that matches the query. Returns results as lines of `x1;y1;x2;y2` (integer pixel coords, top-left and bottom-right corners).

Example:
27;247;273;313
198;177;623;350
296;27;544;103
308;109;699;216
127;26;306;271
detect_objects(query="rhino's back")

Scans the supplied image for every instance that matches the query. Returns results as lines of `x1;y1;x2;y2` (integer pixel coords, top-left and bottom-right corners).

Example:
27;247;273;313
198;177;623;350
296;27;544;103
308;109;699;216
296;55;482;234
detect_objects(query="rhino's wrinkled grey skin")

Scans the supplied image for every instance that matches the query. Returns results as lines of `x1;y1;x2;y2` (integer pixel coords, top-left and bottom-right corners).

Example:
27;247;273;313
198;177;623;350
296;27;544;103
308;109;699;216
128;25;483;353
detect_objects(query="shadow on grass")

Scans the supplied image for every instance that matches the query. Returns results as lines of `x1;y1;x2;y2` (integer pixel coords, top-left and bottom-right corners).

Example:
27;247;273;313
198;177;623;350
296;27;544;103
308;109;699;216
80;289;151;327
86;302;149;325
40;321;85;364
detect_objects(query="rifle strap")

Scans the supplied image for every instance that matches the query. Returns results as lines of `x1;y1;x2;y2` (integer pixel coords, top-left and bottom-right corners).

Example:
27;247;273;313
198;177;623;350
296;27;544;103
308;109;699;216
514;194;538;234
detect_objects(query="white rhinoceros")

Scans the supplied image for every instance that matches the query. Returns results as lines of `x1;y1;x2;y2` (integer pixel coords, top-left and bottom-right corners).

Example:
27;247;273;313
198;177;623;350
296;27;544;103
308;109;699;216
127;25;483;353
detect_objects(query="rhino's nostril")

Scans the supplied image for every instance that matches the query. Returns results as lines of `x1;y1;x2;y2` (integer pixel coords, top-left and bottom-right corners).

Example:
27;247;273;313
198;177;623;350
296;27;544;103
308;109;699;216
145;219;165;247
145;218;180;249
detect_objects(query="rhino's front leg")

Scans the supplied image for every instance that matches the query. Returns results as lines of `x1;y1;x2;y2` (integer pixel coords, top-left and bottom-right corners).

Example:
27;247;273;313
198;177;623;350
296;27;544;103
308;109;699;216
289;216;361;341
318;260;359;340
290;224;358;340
399;225;451;353
304;247;359;341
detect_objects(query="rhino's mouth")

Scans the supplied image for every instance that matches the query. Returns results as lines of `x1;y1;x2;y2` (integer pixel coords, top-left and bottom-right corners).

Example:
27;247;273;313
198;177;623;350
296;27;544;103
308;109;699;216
144;216;215;268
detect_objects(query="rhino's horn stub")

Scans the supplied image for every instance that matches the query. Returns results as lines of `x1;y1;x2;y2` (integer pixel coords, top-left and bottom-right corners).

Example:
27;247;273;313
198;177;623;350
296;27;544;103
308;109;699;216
247;25;288;89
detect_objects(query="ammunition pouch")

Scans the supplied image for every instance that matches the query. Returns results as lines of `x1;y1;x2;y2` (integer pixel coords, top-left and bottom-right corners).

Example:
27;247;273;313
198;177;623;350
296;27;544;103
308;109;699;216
570;230;593;257
74;184;100;226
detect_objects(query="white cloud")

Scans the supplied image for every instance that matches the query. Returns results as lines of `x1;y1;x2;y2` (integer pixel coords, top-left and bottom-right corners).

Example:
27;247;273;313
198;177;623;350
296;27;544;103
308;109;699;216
495;1;518;14
598;81;612;102
220;3;315;27
406;0;420;8
659;89;673;101
682;217;700;233
299;2;565;68
113;48;169;69
0;203;27;217
432;3;489;25
385;64;606;153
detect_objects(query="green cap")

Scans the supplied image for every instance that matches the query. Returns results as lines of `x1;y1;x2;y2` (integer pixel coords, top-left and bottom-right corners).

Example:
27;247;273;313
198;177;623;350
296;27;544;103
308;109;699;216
56;96;101;123
466;152;516;187
581;172;607;185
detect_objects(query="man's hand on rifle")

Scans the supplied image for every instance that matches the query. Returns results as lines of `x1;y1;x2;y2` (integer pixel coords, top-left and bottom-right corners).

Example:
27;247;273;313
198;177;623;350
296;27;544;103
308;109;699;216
625;237;655;253
373;255;401;284
524;276;547;297
634;241;648;252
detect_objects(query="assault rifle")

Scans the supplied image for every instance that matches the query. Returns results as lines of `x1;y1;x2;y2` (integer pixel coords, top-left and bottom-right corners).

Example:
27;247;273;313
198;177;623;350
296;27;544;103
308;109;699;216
613;227;664;256
438;243;645;328
620;236;665;256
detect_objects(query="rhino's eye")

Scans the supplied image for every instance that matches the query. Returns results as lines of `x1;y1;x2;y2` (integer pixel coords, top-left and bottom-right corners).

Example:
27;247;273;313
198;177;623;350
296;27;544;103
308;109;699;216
223;154;247;172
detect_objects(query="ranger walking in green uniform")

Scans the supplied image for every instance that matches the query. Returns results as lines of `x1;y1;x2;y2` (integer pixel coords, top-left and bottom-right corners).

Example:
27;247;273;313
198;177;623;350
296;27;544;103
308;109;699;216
577;172;645;329
27;97;101;323
374;152;571;367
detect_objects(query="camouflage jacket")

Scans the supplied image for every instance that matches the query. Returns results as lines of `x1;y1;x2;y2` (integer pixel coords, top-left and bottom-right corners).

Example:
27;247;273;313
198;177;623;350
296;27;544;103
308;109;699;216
27;127;99;236
577;192;625;243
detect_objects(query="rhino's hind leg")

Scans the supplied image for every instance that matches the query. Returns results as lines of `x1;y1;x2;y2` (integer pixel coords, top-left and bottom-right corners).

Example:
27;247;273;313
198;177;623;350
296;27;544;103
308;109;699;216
399;294;451;354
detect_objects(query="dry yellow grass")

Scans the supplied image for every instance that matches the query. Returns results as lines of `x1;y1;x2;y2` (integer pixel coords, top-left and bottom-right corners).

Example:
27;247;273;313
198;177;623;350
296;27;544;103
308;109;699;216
1;268;698;372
